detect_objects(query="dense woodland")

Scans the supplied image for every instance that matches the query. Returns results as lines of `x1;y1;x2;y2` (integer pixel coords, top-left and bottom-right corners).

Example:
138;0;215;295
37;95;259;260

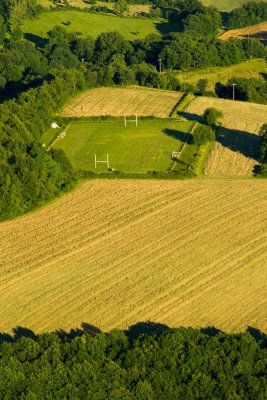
0;0;267;221
0;325;266;399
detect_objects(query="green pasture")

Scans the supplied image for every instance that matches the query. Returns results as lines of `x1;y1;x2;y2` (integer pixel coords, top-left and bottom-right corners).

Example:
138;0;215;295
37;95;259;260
51;119;193;172
177;59;267;93
22;10;179;41
201;0;267;12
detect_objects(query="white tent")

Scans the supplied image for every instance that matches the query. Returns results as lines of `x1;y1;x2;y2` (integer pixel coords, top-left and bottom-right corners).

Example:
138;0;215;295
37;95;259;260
51;122;59;129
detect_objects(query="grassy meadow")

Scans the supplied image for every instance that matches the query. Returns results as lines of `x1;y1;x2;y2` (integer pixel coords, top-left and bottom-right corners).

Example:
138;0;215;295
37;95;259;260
177;59;267;92
51;119;193;172
22;9;179;40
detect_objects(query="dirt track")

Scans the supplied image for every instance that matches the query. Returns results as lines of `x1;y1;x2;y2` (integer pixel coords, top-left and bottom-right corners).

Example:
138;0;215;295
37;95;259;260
1;179;266;334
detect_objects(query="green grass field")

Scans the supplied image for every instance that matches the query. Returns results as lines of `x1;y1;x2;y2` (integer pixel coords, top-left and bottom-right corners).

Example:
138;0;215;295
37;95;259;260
177;59;267;92
201;0;267;12
51;119;193;172
22;10;179;40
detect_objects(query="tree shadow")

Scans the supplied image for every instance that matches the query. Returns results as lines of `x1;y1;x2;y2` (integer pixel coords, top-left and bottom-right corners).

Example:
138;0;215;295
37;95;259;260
176;111;261;161
0;323;266;344
162;128;190;142
81;322;102;336
24;33;48;49
200;326;222;337
125;321;170;342
55;323;102;340
0;323;101;344
0;332;14;343
246;326;267;343
216;127;261;160
243;31;267;44
179;111;203;123
260;72;267;81
13;326;37;341
155;21;181;36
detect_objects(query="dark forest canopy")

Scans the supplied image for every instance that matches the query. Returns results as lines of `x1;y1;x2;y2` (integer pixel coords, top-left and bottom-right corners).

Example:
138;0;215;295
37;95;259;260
0;325;266;399
228;1;267;29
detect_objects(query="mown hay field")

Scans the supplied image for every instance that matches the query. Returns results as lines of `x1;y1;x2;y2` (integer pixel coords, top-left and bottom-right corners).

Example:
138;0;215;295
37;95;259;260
0;179;266;334
61;87;183;118
204;142;260;177
22;10;179;40
186;96;267;134
186;97;266;177
219;21;267;43
51;120;193;172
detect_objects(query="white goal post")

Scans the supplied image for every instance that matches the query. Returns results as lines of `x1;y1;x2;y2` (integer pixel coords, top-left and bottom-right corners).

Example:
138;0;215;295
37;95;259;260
94;154;110;169
124;114;138;127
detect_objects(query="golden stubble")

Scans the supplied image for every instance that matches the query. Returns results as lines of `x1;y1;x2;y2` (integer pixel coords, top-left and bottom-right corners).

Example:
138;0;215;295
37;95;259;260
0;179;266;334
61;87;183;118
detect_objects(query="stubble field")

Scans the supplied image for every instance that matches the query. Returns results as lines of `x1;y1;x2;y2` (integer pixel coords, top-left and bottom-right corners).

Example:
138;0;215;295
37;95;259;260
219;21;267;43
0;179;266;334
186;97;266;177
61;87;183;118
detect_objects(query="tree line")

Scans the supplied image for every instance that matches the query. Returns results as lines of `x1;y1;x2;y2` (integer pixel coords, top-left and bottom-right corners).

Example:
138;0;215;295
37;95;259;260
228;1;267;29
0;325;266;399
216;77;267;104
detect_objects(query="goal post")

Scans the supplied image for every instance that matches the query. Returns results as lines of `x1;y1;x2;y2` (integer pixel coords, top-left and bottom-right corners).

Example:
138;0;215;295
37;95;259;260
124;114;138;127
94;154;110;169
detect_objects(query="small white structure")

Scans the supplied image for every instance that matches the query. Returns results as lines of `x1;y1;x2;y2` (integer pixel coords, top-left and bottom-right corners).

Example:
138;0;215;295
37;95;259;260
51;122;60;129
172;151;180;160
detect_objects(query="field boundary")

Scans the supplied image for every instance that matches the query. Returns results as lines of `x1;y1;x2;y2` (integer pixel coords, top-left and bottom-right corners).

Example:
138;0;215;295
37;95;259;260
176;93;196;115
47;124;70;151
170;122;196;171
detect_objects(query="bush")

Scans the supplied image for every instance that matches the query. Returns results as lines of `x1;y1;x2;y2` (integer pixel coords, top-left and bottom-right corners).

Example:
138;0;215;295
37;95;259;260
203;107;223;126
193;124;215;146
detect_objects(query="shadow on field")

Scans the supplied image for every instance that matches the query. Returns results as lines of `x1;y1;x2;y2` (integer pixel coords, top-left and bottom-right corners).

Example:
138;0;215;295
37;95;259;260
55;323;102;340
177;111;261;162
179;111;203;123
0;322;266;344
125;321;169;342
216;127;261;160
162;128;189;143
155;21;181;35
246;31;267;44
200;326;222;337
24;33;48;49
247;326;267;343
